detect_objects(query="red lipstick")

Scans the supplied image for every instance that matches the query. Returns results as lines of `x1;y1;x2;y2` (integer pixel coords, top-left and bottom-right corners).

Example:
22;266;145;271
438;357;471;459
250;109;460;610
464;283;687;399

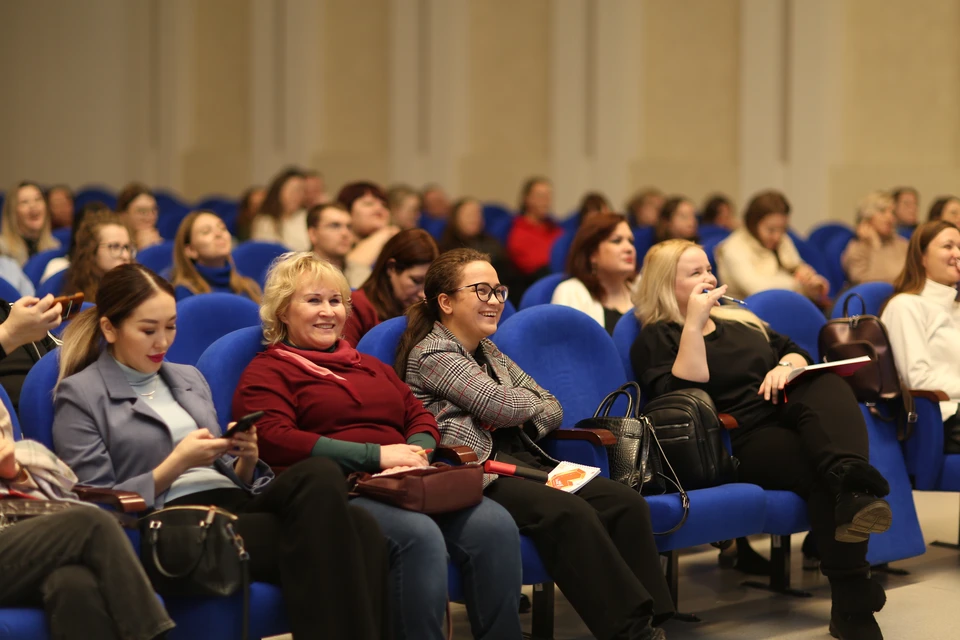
148;353;165;363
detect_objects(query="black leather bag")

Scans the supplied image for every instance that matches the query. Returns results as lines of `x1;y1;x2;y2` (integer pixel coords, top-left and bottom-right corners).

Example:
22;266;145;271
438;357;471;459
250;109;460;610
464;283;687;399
641;388;738;491
140;505;251;640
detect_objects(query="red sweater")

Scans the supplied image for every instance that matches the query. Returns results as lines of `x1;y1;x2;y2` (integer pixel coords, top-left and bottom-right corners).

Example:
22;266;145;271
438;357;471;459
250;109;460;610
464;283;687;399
233;341;439;468
506;216;563;275
343;288;381;347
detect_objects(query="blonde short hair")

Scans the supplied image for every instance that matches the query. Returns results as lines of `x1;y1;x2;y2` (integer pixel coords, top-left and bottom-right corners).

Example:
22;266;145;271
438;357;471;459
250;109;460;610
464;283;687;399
260;251;352;345
856;191;894;224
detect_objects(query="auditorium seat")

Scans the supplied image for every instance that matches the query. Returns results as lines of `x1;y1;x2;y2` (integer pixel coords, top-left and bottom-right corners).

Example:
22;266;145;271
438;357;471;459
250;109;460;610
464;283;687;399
831;282;894;319
137;240;176;275
808;222;855;250
23;248;67;289
154;191;192;240
165;293;262;366
36;270;66;298
633;226;656;265
74;185;117;211
549;231;574;274
0;278;22;303
482;203;514;245
232;241;290;289
518;273;566;310
744;289;826;361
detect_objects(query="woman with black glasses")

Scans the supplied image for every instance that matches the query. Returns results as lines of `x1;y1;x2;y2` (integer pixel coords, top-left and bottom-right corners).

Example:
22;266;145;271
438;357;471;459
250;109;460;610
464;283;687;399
62;211;136;299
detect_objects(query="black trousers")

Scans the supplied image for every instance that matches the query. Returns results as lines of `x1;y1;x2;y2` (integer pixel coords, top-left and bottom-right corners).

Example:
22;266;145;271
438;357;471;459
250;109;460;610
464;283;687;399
0;507;174;640
732;373;871;575
484;474;674;640
168;456;389;640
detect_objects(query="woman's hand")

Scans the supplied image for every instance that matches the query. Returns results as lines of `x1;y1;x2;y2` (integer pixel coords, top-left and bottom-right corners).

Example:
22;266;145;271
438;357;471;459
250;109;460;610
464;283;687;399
379;444;429;470
685;283;727;330
758;364;794;404
171;429;231;472
0;431;18;480
0;295;62;353
228;426;259;484
856;220;880;247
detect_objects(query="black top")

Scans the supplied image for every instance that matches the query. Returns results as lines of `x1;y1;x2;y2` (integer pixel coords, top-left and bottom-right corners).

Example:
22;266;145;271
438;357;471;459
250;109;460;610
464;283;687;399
0;299;57;411
603;307;623;335
630;318;812;431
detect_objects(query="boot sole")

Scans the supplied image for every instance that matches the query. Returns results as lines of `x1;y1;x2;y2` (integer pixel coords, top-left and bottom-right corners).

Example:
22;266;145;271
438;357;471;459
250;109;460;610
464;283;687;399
829;620;841;639
835;501;893;543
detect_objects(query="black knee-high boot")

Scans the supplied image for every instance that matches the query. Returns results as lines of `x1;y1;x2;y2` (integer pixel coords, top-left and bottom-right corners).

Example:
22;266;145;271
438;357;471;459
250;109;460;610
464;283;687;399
825;566;885;640
829;460;892;543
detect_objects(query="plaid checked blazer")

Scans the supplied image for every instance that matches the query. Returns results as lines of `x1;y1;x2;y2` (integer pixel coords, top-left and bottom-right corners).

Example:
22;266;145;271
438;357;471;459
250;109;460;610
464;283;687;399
404;322;563;465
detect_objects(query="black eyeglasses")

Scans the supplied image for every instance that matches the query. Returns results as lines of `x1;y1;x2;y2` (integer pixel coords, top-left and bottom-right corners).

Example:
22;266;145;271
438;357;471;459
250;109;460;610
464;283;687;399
448;282;509;303
99;243;137;258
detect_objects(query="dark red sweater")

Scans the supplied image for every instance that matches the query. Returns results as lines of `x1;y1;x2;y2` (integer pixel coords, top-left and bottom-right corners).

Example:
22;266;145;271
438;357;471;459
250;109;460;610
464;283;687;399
233;341;439;468
343;288;381;347
506;216;563;275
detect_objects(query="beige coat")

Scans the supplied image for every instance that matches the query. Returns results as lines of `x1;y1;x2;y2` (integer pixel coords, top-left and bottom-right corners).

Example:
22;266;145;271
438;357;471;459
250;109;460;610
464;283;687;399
841;236;908;285
714;227;805;300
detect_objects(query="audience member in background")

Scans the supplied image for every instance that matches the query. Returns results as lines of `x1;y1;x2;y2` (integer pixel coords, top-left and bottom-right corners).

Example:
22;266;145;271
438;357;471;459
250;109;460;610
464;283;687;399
506;177;562;292
306;203;369;287
170;211;262;303
701;194;737;231
0;181;61;266
715;190;829;304
0;257;34;297
841;191;908;286
397;249;674;640
235;185;266;242
41;201;112;284
625;188;665;229
0;294;61;411
62;211;135;301
302;169;329;209
576;191;613;225
45;184;75;230
881;220;960;447
235;253;523;640
339;181;399;272
633;239;891;640
343;229;439;346
387;184;422;230
116;182;163;251
892;187;919;236
439;198;515;288
251;168;309;251
927;196;960;225
0;402;175;640
53;264;390;639
421;183;452;221
551;213;637;334
654;196;699;243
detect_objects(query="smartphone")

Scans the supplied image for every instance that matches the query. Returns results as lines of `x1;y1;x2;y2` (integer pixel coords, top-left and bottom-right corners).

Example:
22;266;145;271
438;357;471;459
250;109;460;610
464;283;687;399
222;411;264;439
51;293;84;320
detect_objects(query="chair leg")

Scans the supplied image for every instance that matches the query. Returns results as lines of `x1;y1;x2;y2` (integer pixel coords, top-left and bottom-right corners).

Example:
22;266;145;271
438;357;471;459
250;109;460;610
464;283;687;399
931;495;960;550
661;550;701;622
743;534;812;597
526;582;554;640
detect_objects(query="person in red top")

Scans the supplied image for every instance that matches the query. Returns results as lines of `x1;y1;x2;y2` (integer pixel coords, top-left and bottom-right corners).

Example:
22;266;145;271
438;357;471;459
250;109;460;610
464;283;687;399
342;229;439;346
234;251;522;640
505;177;562;298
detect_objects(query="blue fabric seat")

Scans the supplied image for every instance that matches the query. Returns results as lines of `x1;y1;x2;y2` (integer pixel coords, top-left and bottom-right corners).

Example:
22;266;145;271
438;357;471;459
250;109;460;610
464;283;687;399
831;282;894;319
50;302;95;337
632;226;656;265
0;608;48;640
232;241;291;289
0;278;22;303
154;192;192;240
518;273;567;310
549;231;574;274
195;197;240;236
51;227;71;248
36;270;66;298
482;204;514;245
165;293;262;366
745;289;826;361
418;215;447;240
23;249;67;289
73;186;117;211
808;223;855;250
137;240;176;275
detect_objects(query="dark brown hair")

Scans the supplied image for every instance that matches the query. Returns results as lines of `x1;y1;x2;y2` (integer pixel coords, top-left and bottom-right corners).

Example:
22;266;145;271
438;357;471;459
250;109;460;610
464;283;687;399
116;182;153;214
170;211;262;302
259;168;305;222
743;190;791;239
892;187;918;202
517;176;550;216
236;185;264;239
927;196;960;222
701;194;732;224
439;198;482;251
336;181;388;213
892;220;960;296
359;229;440;321
576;192;611;225
655;196;695;242
395;248;490;376
305;202;349;229
566;213;636;302
63;211;132;301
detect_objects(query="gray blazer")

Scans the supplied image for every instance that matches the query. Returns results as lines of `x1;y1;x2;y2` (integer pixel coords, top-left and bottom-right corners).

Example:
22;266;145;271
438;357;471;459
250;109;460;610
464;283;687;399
53;350;272;509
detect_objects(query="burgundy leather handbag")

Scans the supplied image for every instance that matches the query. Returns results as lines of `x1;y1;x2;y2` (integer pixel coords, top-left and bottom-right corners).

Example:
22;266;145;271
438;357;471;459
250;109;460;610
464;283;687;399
347;463;484;515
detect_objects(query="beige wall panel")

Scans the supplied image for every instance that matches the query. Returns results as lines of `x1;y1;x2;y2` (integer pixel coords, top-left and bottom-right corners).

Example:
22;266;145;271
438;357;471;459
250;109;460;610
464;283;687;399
629;160;739;210
459;0;551;205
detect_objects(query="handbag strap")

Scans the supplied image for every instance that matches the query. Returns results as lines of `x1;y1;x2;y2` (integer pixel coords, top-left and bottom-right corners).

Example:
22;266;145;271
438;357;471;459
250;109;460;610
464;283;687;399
842;292;867;318
148;521;210;579
226;522;251;640
594;381;641;418
645;420;690;535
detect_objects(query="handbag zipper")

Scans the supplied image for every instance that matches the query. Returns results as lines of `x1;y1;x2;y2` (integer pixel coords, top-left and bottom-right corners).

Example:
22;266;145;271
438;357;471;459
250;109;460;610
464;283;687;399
139;505;239;525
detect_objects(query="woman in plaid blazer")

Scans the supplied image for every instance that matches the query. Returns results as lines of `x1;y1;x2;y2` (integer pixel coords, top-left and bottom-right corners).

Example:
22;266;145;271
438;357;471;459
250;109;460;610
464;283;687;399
397;248;674;640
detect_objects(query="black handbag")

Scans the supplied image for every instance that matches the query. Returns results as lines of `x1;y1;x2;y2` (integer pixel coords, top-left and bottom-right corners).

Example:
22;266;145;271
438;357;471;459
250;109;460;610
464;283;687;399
140;505;251;640
642;388;738;491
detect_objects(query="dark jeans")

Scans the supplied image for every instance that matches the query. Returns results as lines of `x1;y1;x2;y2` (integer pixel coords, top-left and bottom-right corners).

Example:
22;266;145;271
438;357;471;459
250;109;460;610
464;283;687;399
0;507;174;640
168;456;389;640
484;474;675;640
732;373;872;575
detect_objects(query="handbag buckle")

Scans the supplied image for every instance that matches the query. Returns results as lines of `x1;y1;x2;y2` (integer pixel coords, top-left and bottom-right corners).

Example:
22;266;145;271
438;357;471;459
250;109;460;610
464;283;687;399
149;520;162;530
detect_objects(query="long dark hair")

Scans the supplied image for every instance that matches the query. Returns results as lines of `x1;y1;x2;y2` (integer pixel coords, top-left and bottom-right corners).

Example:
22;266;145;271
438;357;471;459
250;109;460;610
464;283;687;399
63;211;132;301
567;213;635;302
927;196;960;222
259;168;305;222
439;198;482;251
395;248;489;376
359;229;439;321
892;220;960;296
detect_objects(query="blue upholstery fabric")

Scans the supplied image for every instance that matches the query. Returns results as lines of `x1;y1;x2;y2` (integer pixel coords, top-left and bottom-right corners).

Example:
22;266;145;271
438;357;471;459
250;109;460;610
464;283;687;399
518;273;567;310
697;225;730;245
632;226;656;265
549;231;574;274
744;289;826;361
195;326;265;431
18;349;60;450
611;312;641;381
762;490;810;535
940;455;960;492
500;299;517;325
902;397;947;490
195;197;240;236
74;186;117;211
155;192;192;240
166;293;262;366
232;241;290;289
482;204;514;245
701;235;724;279
164;583;288;640
354;317;407;365
0;609;48;640
0;278;21;302
831;282;895;319
23;249;67;289
136;241;176;275
51;227;71;248
808;223;855;250
35;270;66;298
0;384;20;439
418;216;447;240
649;484;767;552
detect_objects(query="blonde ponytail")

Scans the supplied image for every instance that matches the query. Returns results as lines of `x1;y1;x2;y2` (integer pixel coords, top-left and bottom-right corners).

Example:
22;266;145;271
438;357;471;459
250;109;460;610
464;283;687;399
57;307;104;387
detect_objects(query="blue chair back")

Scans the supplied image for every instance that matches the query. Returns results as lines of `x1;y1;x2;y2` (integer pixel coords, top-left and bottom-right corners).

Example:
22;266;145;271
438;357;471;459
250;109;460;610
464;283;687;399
0;384;20;440
632;226;656;264
166;294;262;366
23;248;67;288
549;231;574;274
897;226;913;241
137;241;176;275
74;185;117;211
808;223;854;249
36;270;67;298
232;241;290;288
154;192;192;240
611;312;641;381
482;204;514;245
745;289;826;360
518;273;567;310
701;235;724;278
822;233;853;294
493;305;627;428
500;299;517;324
418;216;447;240
18;350;60;450
697;224;731;244
0;278;22;302
355;317;408;366
50;302;95;337
51;227;72;247
559;215;580;235
831;282;894;319
195;196;240;235
195;326;266;430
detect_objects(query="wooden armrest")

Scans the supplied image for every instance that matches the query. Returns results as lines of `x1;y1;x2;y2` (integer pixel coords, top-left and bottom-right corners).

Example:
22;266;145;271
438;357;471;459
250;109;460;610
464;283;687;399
434;445;479;464
74;485;146;513
909;389;949;402
549;428;617;447
718;414;738;430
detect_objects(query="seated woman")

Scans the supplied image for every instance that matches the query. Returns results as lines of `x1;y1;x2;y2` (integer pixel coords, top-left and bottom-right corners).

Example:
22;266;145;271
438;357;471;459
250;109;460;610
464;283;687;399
551;213;637;334
339;181;400;273
251;168;310;251
632;239;892;640
841;191;908;285
0;295;61;412
116;183;163;251
386;184;422;230
235;185;266;242
892;187;919;236
881;220;960;450
0;402;174;640
575;191;613;226
625;188;665;230
233;252;522;640
701;194;737;231
715;190;829;304
0;181;61;266
397;248;674;640
41;201;112;284
45;184;75;231
170;211;262;302
654;196;699;243
927;195;960;225
52;264;389;639
343;229;440;346
62;211;135;300
505;177;562;285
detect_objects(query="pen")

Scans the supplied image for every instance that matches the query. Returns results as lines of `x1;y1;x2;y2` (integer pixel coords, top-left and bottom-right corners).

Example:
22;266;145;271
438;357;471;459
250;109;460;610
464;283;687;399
417;448;434;457
701;291;748;305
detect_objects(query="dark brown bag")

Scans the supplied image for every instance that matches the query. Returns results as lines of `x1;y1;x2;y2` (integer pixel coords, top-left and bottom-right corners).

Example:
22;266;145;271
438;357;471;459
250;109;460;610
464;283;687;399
347;463;484;515
818;293;917;439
